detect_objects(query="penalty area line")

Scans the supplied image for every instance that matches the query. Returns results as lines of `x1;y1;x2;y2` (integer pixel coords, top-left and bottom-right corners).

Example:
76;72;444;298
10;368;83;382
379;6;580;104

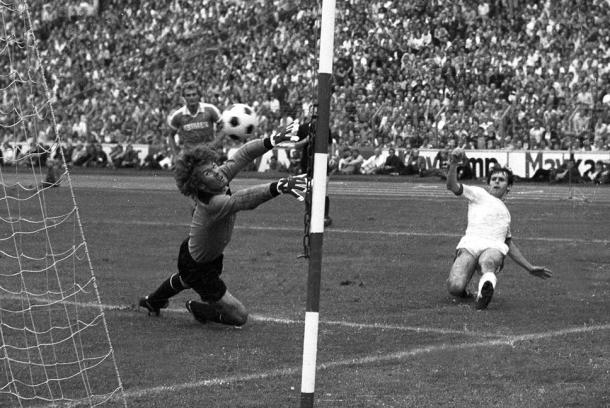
251;314;502;338
1;293;499;337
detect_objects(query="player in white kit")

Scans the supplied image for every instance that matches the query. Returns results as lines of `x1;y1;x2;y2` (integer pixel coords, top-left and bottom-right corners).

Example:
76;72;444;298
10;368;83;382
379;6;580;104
445;148;552;309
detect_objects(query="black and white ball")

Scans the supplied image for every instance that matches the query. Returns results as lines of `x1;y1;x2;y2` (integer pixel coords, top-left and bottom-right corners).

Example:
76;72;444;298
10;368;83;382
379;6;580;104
221;104;258;141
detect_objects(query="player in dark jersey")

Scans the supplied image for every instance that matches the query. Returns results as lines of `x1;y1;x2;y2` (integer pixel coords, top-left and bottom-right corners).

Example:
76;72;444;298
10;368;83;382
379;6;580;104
167;81;223;161
295;106;333;227
138;122;306;326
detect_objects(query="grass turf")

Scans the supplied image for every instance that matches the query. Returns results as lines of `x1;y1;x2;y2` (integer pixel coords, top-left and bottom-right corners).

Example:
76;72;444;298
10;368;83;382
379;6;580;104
1;172;608;407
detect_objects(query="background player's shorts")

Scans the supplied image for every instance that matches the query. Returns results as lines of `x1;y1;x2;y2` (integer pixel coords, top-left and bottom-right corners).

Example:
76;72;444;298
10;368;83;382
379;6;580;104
177;238;227;302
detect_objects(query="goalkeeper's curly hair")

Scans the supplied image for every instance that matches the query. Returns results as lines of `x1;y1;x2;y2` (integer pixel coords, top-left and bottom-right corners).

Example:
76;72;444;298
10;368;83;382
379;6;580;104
174;146;219;198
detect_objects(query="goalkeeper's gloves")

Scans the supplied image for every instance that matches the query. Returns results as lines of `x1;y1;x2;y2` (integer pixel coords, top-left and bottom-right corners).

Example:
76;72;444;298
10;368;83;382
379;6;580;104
269;120;300;147
275;174;308;201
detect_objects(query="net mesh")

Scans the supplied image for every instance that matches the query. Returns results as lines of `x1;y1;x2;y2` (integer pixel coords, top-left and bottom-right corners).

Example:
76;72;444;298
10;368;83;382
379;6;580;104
1;1;126;406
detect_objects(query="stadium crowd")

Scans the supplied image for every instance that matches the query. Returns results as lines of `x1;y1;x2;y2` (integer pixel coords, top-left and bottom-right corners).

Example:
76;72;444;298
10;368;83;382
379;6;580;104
1;0;610;171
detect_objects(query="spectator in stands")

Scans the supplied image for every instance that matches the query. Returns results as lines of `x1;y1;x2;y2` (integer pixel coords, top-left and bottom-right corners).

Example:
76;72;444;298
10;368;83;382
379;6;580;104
403;148;426;176
71;143;87;166
360;147;385;175
108;143;124;169
337;147;353;173
90;143;109;167
25;141;48;168
54;141;74;166
338;148;364;175
3;0;610;157
158;147;174;170
596;161;610;184
1;142;17;166
588;160;608;183
265;154;289;173
72;143;94;167
286;148;302;175
271;76;290;116
553;155;584;184
376;147;405;175
140;145;163;170
117;144;140;168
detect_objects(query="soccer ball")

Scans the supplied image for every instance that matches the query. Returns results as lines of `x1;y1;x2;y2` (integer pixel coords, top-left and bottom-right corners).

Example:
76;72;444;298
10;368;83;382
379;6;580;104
221;103;258;141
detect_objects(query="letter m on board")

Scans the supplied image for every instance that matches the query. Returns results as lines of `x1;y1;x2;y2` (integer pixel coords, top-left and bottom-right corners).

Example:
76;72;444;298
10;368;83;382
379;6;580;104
525;152;543;178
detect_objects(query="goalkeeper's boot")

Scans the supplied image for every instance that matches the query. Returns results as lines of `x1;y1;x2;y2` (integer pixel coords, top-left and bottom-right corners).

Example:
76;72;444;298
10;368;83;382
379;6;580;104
139;296;169;317
475;281;494;310
186;300;209;325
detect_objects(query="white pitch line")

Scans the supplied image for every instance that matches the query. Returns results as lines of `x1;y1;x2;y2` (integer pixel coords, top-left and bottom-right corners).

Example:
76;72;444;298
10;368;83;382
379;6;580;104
120;322;610;402
11;294;610;406
0;293;500;338
89;219;610;245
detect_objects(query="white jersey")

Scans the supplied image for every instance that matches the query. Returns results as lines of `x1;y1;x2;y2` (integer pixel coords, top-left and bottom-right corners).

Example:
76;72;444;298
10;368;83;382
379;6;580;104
456;185;511;255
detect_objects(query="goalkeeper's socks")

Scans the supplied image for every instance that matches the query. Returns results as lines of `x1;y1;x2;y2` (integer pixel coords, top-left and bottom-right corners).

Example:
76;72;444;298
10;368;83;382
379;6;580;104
148;273;186;304
325;196;330;218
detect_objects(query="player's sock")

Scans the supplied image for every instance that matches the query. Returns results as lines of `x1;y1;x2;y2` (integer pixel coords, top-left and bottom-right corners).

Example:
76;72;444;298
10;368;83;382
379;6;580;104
146;273;186;306
476;272;497;310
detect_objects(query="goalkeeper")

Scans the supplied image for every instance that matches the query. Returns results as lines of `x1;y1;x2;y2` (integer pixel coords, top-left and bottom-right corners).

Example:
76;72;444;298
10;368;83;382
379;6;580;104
445;148;552;310
139;122;307;326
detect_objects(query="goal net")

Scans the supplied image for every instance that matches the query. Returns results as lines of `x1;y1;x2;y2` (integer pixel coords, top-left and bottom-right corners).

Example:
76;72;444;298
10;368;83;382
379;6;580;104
1;2;126;406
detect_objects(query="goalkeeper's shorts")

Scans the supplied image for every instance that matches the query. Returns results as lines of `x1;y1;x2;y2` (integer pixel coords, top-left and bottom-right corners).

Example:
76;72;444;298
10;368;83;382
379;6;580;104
177;238;227;302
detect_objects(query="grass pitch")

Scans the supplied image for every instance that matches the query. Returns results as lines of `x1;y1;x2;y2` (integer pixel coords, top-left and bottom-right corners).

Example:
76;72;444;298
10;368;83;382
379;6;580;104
3;170;609;407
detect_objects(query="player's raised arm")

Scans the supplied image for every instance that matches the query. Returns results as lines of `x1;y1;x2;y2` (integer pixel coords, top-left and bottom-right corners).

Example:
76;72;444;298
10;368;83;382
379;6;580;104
446;147;464;194
506;239;553;279
275;174;308;201
268;119;300;147
219;120;300;181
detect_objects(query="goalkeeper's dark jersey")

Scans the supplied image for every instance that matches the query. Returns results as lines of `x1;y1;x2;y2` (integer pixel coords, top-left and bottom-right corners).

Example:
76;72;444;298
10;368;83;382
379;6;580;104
188;139;275;263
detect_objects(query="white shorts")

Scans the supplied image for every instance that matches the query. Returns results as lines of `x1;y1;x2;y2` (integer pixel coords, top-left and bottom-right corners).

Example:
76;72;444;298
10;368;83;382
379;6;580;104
456;236;509;258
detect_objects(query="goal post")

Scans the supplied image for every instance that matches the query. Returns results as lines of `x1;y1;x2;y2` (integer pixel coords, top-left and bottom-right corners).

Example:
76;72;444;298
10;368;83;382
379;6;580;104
0;2;127;407
299;0;336;407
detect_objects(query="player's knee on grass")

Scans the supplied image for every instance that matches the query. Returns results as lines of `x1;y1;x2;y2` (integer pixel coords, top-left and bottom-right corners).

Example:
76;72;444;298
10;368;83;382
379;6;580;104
447;277;468;297
216;291;248;326
223;309;248;326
